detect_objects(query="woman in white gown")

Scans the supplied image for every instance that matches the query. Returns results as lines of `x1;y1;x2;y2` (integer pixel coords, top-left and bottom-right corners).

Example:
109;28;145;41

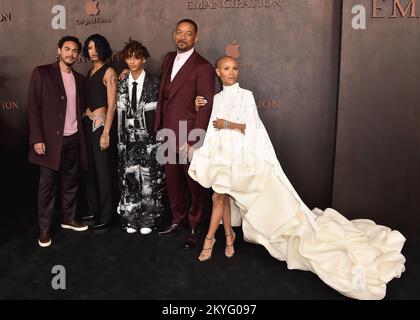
188;56;406;300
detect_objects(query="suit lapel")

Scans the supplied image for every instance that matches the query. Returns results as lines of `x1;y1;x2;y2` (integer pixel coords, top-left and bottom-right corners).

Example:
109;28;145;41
139;71;150;104
120;77;130;111
168;52;198;101
162;52;176;90
117;77;129;144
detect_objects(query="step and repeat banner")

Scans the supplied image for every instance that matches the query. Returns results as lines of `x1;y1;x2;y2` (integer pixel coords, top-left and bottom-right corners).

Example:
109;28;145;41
1;1;418;234
333;0;420;235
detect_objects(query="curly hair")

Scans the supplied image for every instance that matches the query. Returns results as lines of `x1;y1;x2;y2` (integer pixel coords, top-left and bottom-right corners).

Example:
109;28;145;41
82;34;112;61
120;38;150;61
58;36;82;52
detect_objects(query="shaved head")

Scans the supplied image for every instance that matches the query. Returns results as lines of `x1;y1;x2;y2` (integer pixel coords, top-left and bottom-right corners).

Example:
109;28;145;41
215;56;237;68
215;56;239;86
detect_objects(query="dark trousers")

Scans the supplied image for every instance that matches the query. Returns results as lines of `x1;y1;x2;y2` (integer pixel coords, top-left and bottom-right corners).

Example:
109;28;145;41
164;156;208;229
83;117;114;224
38;133;80;231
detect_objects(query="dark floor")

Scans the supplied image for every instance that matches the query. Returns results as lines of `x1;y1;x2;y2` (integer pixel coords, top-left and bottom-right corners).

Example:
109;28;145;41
0;208;419;300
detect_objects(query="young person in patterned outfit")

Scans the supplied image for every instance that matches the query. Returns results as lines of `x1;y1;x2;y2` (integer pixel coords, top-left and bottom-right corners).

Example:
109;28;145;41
116;39;167;234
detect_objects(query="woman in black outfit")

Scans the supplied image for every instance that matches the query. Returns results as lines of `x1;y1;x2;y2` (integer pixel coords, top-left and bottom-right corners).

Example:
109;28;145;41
82;34;117;230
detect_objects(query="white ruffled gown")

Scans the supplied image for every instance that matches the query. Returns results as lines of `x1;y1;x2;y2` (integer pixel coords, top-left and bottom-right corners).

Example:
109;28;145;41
188;83;406;300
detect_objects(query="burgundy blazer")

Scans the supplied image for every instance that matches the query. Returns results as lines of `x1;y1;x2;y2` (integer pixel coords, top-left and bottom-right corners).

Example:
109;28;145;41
27;62;87;171
154;50;215;150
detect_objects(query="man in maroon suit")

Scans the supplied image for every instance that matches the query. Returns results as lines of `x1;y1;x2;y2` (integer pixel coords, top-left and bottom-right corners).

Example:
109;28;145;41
155;19;215;249
28;36;88;247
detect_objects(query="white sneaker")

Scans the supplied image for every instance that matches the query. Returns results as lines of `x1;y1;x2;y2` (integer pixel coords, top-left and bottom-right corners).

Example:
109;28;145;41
140;227;152;235
126;227;137;234
38;239;52;247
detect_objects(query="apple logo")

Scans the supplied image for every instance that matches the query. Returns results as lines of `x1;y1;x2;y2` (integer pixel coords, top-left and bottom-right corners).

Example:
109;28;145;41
85;0;100;16
225;41;240;59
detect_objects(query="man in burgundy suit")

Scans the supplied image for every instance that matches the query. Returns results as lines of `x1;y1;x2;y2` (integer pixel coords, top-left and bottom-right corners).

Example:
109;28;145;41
28;36;88;247
155;19;215;249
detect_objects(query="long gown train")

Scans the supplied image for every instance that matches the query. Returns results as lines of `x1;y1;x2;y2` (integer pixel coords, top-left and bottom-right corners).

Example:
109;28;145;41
188;83;405;300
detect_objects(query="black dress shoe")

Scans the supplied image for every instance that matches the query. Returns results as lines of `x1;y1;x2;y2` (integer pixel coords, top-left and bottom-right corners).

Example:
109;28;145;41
158;223;183;235
93;222;109;231
184;229;200;250
81;215;95;222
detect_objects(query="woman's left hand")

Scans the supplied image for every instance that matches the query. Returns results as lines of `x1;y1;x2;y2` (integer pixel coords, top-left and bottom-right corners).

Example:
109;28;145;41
100;133;110;151
213;118;225;130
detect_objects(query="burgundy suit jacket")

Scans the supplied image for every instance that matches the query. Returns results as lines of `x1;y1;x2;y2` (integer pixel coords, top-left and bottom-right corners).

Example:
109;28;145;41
154;50;215;150
27;62;87;171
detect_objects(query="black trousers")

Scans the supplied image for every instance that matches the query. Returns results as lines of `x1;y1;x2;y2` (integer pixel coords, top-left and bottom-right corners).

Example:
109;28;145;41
83;117;114;224
38;133;80;231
